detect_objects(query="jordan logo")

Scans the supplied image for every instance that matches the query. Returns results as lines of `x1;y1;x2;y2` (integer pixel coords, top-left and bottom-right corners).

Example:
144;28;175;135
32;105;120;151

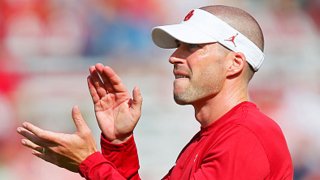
184;10;194;21
225;33;238;47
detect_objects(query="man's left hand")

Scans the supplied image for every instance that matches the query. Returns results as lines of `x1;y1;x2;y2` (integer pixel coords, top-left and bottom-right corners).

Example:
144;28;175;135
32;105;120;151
17;106;97;172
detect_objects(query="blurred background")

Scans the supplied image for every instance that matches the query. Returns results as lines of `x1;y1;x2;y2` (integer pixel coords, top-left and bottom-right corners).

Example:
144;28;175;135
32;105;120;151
0;0;319;179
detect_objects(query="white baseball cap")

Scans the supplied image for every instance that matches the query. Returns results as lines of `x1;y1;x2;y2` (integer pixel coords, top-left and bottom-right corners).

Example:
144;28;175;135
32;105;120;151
152;9;264;71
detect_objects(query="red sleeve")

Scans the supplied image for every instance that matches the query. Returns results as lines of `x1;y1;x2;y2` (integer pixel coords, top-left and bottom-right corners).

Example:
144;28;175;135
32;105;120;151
79;152;126;180
100;134;140;180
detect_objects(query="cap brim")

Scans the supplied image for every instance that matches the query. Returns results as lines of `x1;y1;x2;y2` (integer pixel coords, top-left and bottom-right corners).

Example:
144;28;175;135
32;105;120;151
152;23;217;49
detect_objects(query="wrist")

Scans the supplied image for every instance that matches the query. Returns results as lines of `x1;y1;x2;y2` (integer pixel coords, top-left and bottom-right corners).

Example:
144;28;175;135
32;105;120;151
78;147;98;165
110;134;133;144
101;133;133;144
100;134;136;154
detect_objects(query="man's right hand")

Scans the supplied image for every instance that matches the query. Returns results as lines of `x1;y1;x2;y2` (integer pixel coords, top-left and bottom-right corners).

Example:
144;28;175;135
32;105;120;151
88;63;142;144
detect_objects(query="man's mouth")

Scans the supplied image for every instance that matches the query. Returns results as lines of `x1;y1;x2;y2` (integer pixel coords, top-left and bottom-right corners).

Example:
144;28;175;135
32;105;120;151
175;75;189;79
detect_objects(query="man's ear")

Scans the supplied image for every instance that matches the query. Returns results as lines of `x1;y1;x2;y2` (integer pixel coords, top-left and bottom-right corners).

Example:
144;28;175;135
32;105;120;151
226;52;246;78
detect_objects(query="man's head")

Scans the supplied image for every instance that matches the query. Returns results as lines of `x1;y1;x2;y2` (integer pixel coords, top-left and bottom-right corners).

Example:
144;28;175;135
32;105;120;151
152;5;265;105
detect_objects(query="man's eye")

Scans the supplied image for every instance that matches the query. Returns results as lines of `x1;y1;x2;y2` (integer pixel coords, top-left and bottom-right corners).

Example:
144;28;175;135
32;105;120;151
188;44;200;49
175;40;181;47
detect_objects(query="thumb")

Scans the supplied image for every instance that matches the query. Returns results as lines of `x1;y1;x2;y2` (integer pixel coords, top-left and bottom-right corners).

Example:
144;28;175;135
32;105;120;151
72;105;89;133
131;86;143;117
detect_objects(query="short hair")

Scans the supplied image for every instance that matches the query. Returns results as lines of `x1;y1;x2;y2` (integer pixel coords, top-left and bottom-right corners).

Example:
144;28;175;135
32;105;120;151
200;5;264;51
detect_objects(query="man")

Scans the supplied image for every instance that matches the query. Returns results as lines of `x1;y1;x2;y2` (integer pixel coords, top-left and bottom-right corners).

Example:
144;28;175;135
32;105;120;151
17;5;293;179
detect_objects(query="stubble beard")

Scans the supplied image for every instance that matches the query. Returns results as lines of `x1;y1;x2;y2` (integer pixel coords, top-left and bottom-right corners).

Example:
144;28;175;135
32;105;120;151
174;89;195;105
173;74;223;105
173;84;217;105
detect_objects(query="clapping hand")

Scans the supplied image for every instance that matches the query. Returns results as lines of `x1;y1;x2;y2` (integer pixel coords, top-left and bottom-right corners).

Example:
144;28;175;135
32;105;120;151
17;106;97;172
88;64;142;144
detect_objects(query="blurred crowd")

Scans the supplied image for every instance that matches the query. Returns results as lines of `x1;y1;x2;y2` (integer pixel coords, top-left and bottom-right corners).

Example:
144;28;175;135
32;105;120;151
0;0;319;179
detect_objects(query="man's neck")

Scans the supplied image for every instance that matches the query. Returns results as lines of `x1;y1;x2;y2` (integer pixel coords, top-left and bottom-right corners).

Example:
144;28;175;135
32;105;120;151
193;84;249;127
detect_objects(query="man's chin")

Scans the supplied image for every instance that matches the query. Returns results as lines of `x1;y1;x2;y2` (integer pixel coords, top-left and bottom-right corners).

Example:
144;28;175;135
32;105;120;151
174;95;190;105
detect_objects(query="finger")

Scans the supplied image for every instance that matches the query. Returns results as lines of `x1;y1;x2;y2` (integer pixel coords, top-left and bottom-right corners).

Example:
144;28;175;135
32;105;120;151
72;106;89;133
22;122;58;143
32;149;43;157
31;150;67;172
87;76;100;103
95;63;114;93
21;138;44;153
130;86;143;119
89;66;108;98
131;86;143;110
17;127;47;147
31;150;52;167
97;64;128;93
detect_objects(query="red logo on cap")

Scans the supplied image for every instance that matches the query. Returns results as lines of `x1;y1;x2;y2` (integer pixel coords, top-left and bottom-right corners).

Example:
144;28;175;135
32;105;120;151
184;10;194;21
225;33;239;47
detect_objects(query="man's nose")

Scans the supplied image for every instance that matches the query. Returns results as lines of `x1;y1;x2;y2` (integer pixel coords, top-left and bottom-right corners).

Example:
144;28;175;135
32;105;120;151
169;50;185;65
